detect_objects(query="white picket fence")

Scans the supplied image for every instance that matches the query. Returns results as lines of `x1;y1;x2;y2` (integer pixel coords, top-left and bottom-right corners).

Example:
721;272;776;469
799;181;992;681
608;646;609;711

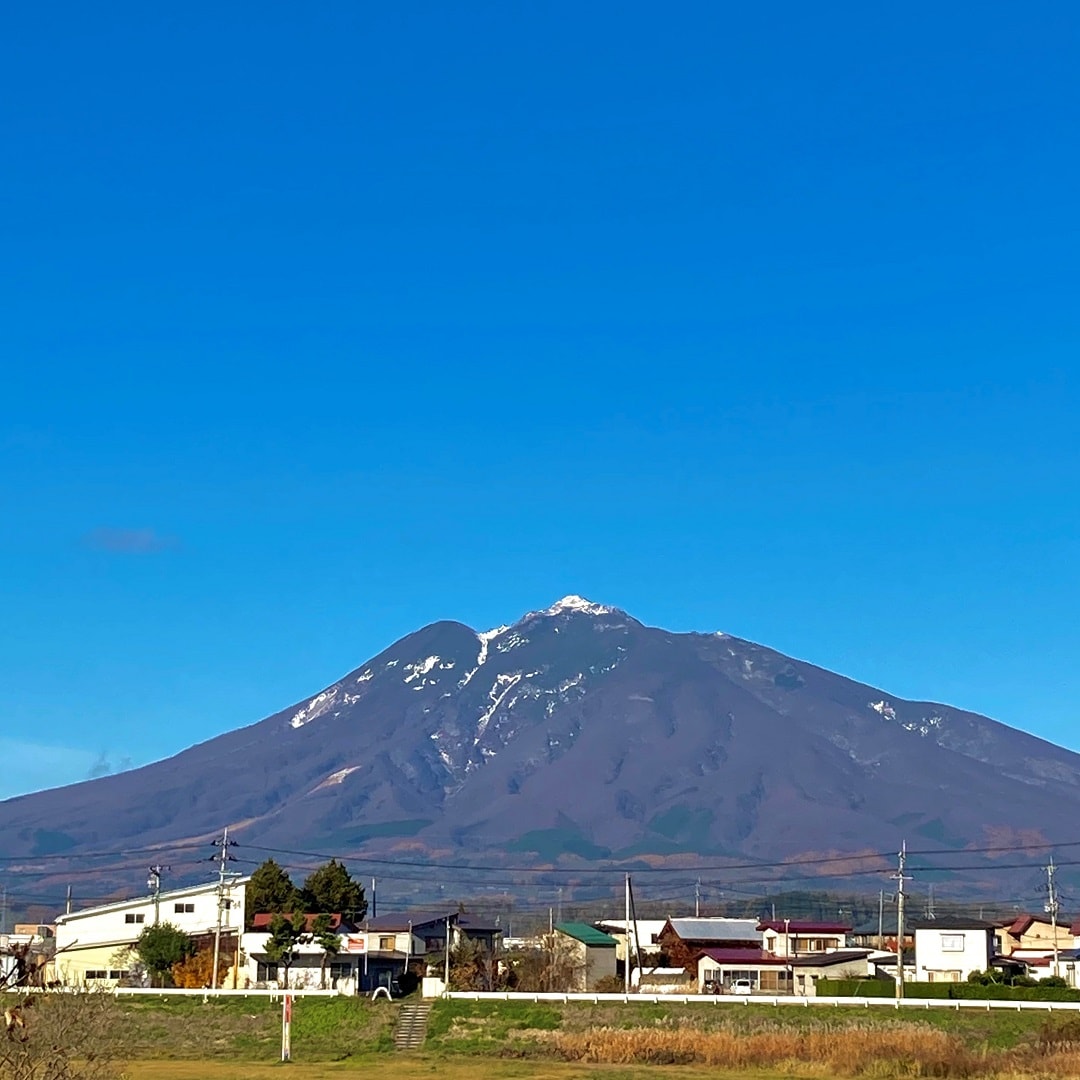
445;990;1080;1012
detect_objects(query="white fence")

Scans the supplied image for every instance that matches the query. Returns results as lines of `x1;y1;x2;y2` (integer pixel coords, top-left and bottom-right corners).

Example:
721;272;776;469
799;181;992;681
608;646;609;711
445;990;1080;1012
113;987;338;999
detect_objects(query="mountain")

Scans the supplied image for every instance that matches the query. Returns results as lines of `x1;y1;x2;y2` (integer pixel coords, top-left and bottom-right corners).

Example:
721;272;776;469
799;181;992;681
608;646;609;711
5;596;1080;892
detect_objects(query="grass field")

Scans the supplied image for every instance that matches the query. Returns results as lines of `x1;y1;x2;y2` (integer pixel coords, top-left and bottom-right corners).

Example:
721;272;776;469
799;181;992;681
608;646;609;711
121;1060;794;1080
8;993;1080;1079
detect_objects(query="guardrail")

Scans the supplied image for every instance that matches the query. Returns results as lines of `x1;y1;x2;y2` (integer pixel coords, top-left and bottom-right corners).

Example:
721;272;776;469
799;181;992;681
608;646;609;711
445;990;1080;1012
113;987;339;999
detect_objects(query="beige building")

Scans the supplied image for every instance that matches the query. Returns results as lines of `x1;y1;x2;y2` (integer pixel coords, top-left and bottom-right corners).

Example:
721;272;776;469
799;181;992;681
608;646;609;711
554;922;617;991
997;914;1073;957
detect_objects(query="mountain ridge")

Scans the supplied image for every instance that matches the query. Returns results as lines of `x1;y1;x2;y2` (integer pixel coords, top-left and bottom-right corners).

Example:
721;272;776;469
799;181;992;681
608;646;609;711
4;596;1079;894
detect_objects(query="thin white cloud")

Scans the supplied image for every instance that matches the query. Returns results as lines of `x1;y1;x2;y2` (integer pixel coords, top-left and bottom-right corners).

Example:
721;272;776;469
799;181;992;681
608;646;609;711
0;740;135;801
83;528;179;554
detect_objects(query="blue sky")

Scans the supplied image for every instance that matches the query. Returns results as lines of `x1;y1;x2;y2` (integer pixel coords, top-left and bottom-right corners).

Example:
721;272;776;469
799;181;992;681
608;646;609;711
2;2;1078;800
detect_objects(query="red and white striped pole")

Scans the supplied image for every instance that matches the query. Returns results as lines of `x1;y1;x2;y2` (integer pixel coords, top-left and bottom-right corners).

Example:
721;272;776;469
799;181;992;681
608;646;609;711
281;993;293;1061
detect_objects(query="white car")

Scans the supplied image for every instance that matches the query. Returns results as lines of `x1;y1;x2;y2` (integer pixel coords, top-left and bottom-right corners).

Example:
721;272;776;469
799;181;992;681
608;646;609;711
731;978;753;994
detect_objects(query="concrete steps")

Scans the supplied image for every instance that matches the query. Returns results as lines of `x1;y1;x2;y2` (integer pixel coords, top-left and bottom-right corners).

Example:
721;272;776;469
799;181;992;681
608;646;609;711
393;1001;433;1050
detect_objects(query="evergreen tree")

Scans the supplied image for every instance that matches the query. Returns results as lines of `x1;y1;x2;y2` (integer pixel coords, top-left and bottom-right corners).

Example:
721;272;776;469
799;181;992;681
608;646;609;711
311;912;341;989
264;908;309;989
245;858;302;927
301;859;366;920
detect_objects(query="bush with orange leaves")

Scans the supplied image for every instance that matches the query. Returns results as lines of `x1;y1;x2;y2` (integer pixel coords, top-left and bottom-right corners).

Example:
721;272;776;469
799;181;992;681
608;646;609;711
170;949;232;990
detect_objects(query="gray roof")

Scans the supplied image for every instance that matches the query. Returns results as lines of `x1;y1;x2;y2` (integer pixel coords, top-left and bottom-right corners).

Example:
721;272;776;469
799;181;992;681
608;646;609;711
667;918;760;943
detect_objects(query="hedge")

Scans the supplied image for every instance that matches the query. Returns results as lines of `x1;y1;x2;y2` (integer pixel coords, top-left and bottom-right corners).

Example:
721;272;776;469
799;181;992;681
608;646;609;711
816;978;1080;1002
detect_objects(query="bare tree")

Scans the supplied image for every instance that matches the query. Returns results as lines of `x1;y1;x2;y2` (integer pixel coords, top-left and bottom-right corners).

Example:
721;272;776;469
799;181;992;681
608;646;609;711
1;991;119;1080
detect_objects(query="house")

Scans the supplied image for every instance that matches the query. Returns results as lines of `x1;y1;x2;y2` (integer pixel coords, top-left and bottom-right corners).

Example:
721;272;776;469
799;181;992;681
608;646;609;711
241;908;502;992
849;915;914;953
351;911;452;993
594;919;666;969
996;913;1073;960
553;923;617;991
758;920;850;956
697;947;871;996
242;914;364;991
53;876;248;987
912;919;997;983
657;918;761;969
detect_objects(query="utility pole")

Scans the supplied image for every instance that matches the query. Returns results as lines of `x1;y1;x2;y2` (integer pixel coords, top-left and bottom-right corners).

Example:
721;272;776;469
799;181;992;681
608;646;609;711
557;886;563;924
624;874;631;994
211;826;235;991
147;865;168;926
925;883;935;921
1046;856;1060;979
371;878;377;919
878;889;885;951
695;879;701;918
66;884;72;915
444;917;451;992
0;885;6;935
892;842;910;1000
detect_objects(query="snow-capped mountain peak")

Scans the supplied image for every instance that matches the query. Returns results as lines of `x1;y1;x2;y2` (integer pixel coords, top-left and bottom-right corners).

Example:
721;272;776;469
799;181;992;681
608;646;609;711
531;594;618;618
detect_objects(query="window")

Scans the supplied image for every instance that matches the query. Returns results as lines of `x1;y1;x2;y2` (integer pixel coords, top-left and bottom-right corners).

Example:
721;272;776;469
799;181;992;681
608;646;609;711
378;935;396;951
222;899;233;909
174;902;195;914
125;913;145;924
928;970;961;982
108;970;128;980
85;970;107;979
329;962;352;981
256;962;279;983
940;935;964;952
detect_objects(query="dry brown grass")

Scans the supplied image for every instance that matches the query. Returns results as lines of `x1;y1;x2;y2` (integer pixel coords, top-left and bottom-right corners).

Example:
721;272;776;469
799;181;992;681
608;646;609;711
549;1022;1080;1077
551;1023;976;1074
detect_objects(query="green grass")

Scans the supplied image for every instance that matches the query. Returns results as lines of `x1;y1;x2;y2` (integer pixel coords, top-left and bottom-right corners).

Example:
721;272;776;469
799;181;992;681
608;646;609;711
105;994;399;1061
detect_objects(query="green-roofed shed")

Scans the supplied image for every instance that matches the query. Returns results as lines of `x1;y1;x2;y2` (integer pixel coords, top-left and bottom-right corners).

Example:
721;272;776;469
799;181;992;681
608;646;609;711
554;922;618;990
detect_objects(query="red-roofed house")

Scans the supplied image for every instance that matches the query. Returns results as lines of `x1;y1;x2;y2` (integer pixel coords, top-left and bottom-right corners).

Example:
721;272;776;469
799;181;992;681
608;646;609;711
996;913;1073;958
697;947;871;996
757;920;851;957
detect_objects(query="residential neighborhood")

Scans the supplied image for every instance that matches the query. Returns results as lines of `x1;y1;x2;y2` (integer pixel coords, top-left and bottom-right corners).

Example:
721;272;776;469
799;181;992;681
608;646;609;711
6;867;1080;998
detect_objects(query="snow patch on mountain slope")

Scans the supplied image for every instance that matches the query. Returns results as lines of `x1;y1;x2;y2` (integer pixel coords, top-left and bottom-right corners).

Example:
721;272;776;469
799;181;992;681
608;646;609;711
458;625;508;688
404;656;440;682
310;765;360;792
474;673;522;744
290;688;340;729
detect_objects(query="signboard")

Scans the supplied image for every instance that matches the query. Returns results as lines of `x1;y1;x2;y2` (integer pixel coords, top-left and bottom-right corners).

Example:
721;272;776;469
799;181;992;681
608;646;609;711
345;934;367;953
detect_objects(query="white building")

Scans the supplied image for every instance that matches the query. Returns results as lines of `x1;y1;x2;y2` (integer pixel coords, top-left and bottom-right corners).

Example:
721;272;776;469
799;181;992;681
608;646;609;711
53;875;248;986
913;919;996;983
594;919;666;967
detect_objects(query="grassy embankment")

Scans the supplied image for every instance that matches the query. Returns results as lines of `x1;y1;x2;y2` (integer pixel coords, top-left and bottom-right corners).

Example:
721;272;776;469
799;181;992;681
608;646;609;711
12;993;1080;1079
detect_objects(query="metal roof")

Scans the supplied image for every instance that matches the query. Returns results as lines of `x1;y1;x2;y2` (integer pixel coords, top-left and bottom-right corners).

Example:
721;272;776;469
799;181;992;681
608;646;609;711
555;922;618;947
758;920;851;934
667;918;760;942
